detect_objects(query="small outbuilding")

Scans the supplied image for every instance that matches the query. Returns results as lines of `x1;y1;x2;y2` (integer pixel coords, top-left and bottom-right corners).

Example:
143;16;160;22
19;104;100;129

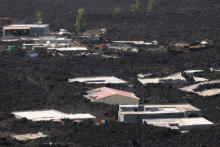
3;24;49;36
85;87;140;105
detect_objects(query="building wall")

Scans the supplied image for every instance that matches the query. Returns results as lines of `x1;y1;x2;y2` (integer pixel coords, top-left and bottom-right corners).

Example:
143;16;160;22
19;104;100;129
3;26;49;36
30;26;49;36
93;95;139;105
119;112;184;123
3;29;30;36
184;111;201;117
179;124;213;131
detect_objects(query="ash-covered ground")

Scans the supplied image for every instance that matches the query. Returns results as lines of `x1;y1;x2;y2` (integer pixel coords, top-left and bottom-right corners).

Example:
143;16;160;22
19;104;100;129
0;0;220;146
0;0;220;43
0;45;219;146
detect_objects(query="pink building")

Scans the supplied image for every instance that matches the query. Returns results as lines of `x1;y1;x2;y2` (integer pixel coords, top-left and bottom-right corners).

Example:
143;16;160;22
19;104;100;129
85;87;140;105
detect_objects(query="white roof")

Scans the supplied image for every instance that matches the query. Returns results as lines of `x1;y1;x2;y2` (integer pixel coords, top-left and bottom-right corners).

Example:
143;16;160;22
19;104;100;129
143;117;213;129
4;24;49;28
180;80;220;96
184;70;203;74
12;109;96;122
119;104;200;113
11;132;47;141
55;47;88;51
68;76;127;84
137;72;186;85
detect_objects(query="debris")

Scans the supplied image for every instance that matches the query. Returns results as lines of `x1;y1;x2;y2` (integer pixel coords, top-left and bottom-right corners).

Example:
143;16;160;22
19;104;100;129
138;72;185;85
179;80;220;96
11;132;47;141
26;52;39;58
138;77;160;84
193;76;208;82
184;70;203;74
68;76;127;84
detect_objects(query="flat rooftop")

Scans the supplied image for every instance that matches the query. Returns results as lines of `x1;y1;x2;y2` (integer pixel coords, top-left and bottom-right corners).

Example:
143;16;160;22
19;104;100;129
68;76;127;84
4;24;49;28
11;132;47;141
143;117;214;130
119;104;200;114
144;104;200;112
137;72;186;85
55;47;88;51
12;109;96;122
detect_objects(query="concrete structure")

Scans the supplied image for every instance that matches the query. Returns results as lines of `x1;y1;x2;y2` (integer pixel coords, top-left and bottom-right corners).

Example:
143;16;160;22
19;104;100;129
112;41;158;46
138;72;186;85
180;80;220;96
118;104;201;123
85;87;140;105
48;47;88;51
12;109;96;122
68;76;127;84
11;132;47;141
3;24;49;36
143;117;213;132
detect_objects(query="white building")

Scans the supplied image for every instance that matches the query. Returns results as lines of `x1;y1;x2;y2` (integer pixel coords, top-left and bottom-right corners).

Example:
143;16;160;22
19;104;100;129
12;109;96;122
118;104;201;123
3;24;49;36
143;117;213;132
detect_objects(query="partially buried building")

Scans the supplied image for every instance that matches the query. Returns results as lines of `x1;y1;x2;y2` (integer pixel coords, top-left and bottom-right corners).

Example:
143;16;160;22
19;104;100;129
85;87;140;105
118;104;213;132
3;24;49;37
118;104;202;123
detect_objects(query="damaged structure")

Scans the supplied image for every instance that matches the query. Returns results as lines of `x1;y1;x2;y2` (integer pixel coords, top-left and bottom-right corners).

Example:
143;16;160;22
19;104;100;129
12;109;96;122
11;132;47;141
118;104;202;123
143;117;213;132
68;76;127;84
85;87;140;105
118;104;213;132
3;24;49;36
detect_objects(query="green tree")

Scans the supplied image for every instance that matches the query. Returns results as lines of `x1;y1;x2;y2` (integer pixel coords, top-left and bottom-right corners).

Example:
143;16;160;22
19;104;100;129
114;7;120;15
131;0;141;13
75;8;87;33
147;0;158;13
35;12;43;23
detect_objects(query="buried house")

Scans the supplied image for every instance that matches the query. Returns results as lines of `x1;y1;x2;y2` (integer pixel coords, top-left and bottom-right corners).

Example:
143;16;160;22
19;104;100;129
118;104;213;132
3;24;49;37
142;117;213;133
85;87;140;105
118;104;202;123
12;109;96;122
68;76;127;84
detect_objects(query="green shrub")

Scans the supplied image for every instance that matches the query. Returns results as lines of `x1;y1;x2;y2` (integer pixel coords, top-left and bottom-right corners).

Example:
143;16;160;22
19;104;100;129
114;7;120;15
147;0;158;13
75;8;87;32
131;0;141;13
34;12;43;23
